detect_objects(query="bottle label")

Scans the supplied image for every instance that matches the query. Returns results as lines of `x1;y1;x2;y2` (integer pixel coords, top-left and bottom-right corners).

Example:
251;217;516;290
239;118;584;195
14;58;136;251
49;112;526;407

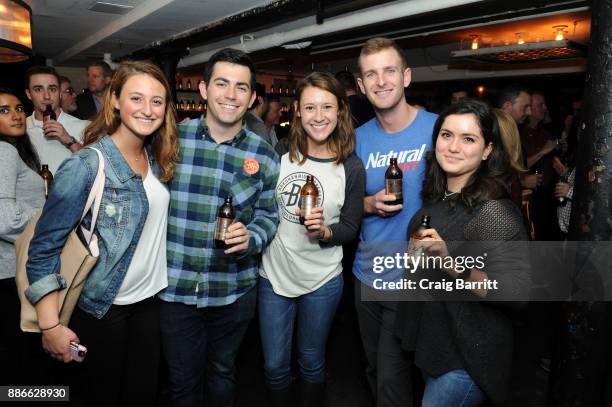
385;179;403;200
43;180;51;198
300;196;316;216
214;217;232;241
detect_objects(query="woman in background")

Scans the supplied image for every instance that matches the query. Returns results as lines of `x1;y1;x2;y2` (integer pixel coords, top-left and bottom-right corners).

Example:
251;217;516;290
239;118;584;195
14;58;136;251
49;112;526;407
0;88;45;384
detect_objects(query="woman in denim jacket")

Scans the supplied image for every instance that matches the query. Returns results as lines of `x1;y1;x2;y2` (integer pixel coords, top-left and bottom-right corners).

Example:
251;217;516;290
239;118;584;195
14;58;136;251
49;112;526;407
26;61;178;406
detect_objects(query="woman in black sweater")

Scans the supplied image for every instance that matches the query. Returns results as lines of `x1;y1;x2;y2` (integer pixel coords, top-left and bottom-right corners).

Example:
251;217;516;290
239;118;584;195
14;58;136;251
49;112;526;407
396;99;530;406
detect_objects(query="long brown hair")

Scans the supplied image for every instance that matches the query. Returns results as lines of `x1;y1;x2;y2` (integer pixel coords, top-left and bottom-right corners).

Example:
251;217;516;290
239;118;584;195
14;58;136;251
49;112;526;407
83;60;179;182
288;72;354;164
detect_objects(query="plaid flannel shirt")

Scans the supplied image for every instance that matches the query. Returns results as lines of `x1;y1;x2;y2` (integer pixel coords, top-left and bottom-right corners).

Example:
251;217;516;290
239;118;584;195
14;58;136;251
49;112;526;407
159;117;280;307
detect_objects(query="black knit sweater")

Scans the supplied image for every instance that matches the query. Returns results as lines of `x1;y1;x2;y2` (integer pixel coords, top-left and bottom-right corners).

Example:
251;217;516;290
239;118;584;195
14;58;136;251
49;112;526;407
395;198;531;404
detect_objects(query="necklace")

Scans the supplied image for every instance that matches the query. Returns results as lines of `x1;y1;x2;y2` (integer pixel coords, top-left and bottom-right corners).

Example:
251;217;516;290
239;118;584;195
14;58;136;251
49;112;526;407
443;190;459;200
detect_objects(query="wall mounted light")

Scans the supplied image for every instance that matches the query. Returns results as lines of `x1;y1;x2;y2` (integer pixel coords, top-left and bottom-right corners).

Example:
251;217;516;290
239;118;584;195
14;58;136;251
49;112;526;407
0;0;32;62
553;25;568;41
471;35;479;50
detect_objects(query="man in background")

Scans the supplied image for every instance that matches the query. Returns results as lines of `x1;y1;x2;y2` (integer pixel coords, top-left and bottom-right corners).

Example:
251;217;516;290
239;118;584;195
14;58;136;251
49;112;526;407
59;76;78;114
74;61;112;120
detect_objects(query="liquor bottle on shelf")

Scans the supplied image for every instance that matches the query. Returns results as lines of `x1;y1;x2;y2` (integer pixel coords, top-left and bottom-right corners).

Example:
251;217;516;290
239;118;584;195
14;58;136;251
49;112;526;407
177;79;183;90
299;175;318;225
214;195;235;250
270;85;274;95
186;79;192;90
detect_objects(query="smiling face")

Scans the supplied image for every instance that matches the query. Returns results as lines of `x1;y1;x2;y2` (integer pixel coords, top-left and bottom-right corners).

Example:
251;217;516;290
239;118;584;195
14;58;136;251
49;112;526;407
112;73;166;139
296;86;339;150
435;113;493;190
0;93;26;138
357;47;411;112
200;61;256;132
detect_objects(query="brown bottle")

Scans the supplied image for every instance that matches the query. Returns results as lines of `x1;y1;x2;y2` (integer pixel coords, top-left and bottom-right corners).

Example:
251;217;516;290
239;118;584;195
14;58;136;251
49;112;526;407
39;164;53;199
43;105;56;123
385;157;403;205
299;175;319;225
408;215;431;259
214;195;235;249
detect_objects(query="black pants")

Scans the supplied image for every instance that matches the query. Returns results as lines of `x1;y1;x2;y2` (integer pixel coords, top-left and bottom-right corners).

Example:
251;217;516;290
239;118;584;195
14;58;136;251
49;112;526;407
0;277;24;385
69;297;161;407
354;282;414;407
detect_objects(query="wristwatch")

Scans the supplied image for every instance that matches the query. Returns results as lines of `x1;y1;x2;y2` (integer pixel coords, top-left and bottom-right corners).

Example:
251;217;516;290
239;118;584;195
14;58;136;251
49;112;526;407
65;136;78;147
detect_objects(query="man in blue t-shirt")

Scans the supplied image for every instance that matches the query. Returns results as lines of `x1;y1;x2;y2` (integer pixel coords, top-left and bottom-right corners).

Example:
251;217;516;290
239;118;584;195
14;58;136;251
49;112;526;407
353;37;437;407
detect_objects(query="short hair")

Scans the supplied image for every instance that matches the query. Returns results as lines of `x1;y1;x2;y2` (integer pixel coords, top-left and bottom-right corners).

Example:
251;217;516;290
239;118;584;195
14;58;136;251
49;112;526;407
83;60;179;183
422;98;511;208
250;83;266;109
87;61;113;78
358;37;407;75
203;48;256;91
496;83;530;108
24;66;61;89
288;71;355;165
450;86;470;97
334;71;357;92
59;75;71;84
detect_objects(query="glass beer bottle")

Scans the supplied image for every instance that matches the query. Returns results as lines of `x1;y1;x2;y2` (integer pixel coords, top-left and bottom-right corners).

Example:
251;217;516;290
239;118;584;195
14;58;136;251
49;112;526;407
299;175;318;225
408;215;431;259
385;157;403;205
39;164;53;199
214;195;235;249
43;105;56;122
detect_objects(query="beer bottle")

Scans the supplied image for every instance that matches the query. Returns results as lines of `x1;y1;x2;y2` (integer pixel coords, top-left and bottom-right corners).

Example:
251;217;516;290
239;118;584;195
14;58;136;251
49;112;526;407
557;175;569;205
43;105;56;122
39;164;53;199
385;157;403;205
299;175;318;225
214;195;235;249
408;215;431;259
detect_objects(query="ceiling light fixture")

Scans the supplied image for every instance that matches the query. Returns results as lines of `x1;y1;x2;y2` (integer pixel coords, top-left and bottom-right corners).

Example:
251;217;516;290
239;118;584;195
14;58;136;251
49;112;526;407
0;0;32;63
553;25;568;41
516;32;526;45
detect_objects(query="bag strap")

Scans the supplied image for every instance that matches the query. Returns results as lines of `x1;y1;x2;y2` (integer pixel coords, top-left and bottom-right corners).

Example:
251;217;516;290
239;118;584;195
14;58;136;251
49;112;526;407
79;147;106;245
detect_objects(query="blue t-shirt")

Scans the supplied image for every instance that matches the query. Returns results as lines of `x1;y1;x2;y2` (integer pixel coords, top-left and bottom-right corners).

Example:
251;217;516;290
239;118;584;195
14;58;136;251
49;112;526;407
353;109;438;286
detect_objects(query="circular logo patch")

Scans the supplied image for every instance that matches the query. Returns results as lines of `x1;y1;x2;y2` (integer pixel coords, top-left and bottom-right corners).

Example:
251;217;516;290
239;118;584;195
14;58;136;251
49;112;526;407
276;172;324;224
243;158;260;175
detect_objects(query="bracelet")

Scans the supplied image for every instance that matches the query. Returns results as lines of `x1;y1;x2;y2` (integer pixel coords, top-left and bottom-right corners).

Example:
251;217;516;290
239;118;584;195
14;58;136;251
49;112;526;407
40;321;61;331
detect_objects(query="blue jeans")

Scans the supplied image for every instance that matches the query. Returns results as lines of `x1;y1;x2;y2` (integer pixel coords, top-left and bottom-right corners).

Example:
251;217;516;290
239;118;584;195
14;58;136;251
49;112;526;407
258;275;343;390
422;369;486;407
159;285;256;407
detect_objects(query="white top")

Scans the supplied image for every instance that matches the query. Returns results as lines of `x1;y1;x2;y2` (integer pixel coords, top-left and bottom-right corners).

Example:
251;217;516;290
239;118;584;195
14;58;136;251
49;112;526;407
26;111;89;174
114;167;170;305
260;154;345;297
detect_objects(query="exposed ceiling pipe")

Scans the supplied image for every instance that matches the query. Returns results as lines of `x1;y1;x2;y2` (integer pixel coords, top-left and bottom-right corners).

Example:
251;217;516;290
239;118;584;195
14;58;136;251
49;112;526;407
178;0;485;68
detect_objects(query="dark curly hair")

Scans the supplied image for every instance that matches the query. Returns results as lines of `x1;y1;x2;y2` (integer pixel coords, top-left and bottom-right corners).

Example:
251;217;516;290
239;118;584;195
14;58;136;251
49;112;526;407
422;98;511;208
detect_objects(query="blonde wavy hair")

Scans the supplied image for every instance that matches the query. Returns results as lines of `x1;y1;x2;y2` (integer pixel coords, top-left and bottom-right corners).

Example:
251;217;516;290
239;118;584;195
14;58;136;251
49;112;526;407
82;60;179;182
494;108;526;173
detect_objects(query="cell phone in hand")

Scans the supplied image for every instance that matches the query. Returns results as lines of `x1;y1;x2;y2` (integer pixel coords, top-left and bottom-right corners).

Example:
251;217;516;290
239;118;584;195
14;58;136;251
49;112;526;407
69;342;87;362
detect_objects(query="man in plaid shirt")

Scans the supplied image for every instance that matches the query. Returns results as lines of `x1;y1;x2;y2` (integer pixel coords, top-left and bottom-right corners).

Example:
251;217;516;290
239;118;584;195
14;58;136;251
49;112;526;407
159;48;280;406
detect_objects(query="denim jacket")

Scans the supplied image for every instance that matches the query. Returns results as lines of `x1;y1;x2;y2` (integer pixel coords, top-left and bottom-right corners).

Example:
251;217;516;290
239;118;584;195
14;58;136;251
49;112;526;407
25;136;161;319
